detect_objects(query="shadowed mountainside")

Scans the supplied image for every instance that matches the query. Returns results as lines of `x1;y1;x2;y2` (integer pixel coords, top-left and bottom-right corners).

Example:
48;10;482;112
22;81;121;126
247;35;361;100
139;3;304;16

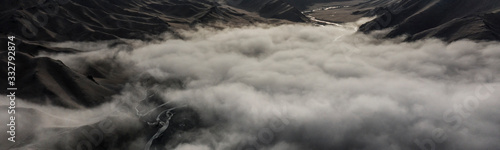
0;0;308;43
0;51;114;108
0;0;310;56
227;0;310;22
359;0;500;42
282;0;353;10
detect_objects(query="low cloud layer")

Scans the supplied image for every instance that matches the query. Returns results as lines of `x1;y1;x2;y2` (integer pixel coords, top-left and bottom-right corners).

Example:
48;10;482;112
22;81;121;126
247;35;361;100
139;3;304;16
22;24;500;149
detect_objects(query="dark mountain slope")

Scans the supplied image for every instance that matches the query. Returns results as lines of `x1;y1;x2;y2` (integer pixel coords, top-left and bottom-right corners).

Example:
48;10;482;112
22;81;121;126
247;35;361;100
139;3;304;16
359;0;500;42
282;0;352;10
0;52;114;108
225;0;310;22
1;0;310;57
0;0;307;42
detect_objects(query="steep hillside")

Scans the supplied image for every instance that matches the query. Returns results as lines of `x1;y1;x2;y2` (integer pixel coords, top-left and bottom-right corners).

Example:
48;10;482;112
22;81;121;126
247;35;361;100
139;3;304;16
226;0;310;22
359;0;500;42
0;52;114;108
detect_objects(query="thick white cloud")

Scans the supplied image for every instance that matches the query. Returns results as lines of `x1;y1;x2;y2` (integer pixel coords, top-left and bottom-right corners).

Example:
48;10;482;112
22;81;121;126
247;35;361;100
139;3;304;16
36;24;500;149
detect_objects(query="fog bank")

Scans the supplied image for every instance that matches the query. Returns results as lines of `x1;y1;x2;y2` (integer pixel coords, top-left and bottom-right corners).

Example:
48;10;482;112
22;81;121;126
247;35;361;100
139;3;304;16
31;24;500;149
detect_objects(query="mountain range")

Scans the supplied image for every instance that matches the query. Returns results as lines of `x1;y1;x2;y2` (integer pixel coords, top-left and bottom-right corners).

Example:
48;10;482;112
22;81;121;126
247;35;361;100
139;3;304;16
1;0;500;150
